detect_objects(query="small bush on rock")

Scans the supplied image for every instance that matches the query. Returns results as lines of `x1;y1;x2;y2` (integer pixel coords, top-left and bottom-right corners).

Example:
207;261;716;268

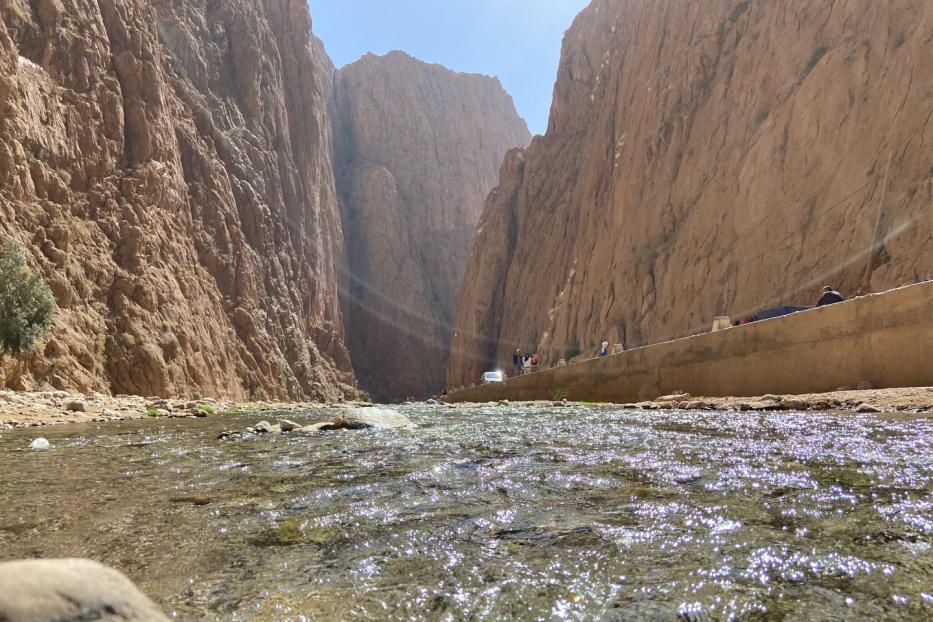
0;238;55;360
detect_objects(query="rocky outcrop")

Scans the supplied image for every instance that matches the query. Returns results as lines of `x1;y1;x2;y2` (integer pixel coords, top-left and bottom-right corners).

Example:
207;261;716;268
0;1;356;400
448;0;933;387
0;558;170;621
333;52;529;399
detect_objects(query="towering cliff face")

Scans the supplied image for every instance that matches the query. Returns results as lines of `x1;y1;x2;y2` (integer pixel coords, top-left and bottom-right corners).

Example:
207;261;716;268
0;0;356;400
449;0;933;387
333;52;529;400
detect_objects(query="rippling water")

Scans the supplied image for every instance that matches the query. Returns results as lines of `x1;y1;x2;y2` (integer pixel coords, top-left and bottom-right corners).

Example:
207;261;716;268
0;405;930;621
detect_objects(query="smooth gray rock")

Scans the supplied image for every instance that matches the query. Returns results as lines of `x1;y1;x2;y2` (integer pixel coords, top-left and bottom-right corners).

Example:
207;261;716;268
0;558;170;621
332;407;415;430
28;438;50;451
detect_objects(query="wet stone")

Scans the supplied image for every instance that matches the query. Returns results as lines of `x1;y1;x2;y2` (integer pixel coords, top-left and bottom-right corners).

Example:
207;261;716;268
297;422;338;434
278;420;301;432
332;408;415;430
252;421;275;434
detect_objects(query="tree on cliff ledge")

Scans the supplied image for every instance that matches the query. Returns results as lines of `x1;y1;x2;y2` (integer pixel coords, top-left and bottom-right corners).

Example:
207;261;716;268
0;238;55;360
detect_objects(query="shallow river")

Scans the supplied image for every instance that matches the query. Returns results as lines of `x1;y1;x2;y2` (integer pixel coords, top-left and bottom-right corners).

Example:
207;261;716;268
0;405;931;621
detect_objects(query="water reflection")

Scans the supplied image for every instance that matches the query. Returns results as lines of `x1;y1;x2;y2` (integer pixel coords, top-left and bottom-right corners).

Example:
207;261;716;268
0;405;930;620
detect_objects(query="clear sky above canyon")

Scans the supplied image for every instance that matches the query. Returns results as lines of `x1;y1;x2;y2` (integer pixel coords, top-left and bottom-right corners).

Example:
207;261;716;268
310;0;590;135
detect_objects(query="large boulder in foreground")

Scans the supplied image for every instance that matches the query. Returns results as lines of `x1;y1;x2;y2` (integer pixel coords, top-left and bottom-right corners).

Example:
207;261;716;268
0;559;169;621
333;407;415;430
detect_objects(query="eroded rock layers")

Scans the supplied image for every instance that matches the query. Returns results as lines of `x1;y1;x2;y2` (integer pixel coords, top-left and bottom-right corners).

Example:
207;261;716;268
449;0;932;387
333;52;529;399
0;0;355;400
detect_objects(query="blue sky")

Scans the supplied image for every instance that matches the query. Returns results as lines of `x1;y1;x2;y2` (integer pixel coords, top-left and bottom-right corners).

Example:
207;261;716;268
310;0;591;135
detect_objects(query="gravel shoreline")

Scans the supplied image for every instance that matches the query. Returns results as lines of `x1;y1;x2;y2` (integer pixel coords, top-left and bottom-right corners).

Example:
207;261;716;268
0;389;365;429
446;386;933;416
3;386;932;429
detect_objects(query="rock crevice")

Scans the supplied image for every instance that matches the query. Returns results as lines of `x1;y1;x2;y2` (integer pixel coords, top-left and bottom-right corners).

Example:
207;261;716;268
332;51;529;400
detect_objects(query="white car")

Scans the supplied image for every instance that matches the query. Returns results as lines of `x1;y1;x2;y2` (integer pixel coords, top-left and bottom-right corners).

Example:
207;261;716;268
482;371;504;384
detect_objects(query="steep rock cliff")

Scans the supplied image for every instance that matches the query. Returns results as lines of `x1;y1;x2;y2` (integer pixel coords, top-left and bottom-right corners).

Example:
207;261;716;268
0;0;356;400
333;52;529;399
449;0;933;387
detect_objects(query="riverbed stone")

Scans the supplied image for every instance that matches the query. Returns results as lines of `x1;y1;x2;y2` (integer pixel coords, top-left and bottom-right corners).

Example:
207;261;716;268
857;403;883;413
298;421;338;433
278;419;301;432
657;392;690;402
332;407;415;430
253;421;275;434
28;438;50;451
739;400;780;411
65;399;87;412
0;558;170;621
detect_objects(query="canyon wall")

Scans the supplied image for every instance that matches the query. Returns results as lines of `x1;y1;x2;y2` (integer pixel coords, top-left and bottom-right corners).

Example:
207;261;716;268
333;52;529;400
448;0;933;388
0;0;356;400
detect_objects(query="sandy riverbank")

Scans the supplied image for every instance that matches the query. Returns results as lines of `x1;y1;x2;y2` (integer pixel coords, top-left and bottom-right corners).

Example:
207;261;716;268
0;389;366;429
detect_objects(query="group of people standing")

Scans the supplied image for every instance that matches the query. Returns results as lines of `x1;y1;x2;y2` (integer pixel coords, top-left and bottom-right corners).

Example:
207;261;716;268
512;350;540;376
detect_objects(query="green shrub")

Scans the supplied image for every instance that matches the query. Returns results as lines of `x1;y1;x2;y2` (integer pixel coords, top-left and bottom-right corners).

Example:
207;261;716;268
0;238;55;359
275;357;288;386
197;404;216;416
146;408;162;418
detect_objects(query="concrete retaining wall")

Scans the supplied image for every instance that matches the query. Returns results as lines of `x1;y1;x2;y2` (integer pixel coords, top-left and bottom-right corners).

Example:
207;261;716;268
445;282;933;403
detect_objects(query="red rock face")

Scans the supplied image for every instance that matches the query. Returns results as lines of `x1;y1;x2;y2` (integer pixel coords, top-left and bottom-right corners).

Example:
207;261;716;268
0;0;356;400
448;0;933;388
333;52;529;400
